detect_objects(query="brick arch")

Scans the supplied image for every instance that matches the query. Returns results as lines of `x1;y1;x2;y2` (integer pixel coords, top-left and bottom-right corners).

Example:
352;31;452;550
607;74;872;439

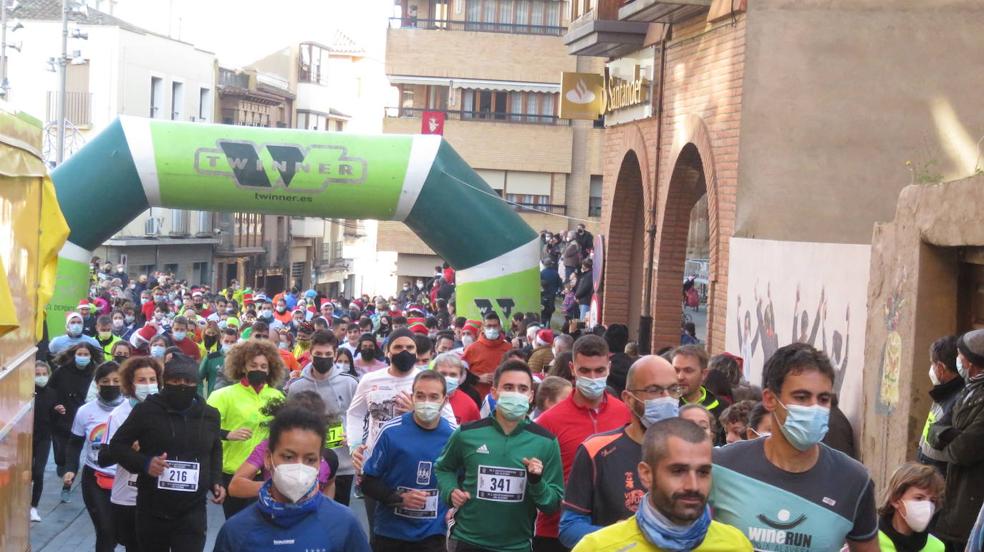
602;123;654;339
651;114;723;352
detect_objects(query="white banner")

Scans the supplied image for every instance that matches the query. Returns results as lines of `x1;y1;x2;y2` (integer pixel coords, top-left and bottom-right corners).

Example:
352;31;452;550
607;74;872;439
725;238;871;427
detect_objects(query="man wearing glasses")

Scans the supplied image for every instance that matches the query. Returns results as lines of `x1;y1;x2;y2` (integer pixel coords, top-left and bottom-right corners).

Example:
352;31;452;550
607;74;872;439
558;354;683;548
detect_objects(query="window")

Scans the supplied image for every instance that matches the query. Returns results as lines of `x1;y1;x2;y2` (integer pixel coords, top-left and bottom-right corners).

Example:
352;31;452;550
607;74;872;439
505;171;551;207
163;263;178;275
589;175;603;217
198;88;211;121
460;90;557;123
460;0;562;34
298;43;329;85
192;262;208;285
296;110;328;131
171;81;184;120
150;77;163;118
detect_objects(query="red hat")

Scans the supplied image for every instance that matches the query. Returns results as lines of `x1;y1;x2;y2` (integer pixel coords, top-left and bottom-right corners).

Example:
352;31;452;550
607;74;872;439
77;299;91;310
242;293;254;305
408;317;428;335
407;304;425;315
135;324;157;343
535;329;555;346
351;299;364;311
463;319;481;336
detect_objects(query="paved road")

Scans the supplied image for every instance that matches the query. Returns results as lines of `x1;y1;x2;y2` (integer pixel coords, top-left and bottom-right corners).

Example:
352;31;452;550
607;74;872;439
30;451;369;551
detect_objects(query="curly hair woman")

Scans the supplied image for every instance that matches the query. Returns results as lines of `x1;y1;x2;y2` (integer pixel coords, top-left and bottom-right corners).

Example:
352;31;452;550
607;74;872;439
206;339;286;519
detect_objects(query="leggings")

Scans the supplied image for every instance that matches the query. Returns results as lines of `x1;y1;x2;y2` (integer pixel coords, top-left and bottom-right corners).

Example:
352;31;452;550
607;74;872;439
32;432;52;507
220;472;254;519
136;503;206;552
113;503;140;552
81;466;117;552
334;474;354;506
52;429;71;478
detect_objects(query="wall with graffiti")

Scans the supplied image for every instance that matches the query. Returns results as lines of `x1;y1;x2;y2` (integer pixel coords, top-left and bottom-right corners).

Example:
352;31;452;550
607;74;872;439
725;238;871;427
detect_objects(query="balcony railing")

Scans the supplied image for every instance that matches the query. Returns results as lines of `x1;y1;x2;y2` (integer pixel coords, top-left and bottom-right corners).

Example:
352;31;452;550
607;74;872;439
46;91;93;127
386;107;569;127
513;203;567;215
389;17;565;36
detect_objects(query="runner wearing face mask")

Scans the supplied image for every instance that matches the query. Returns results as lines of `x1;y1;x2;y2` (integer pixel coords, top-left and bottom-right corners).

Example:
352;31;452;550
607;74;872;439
199;328;239;397
63;361;125;552
462;312;513;398
534;335;631;552
48;311;101;356
47;342;102;502
206;339;286;519
559;354;683;548
347;329;458;535
98;357;163;552
213;405;370;551
105;356;226;552
876;462;945;552
287;331;359;505
362;371;456;551
709;343;878;551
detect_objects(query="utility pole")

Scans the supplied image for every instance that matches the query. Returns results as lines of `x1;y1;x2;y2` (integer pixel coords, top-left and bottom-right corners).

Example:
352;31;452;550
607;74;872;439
56;0;68;164
1;1;8;97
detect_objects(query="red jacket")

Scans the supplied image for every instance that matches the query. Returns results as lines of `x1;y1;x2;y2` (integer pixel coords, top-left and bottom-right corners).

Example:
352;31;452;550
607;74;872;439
533;390;632;538
449;390;481;425
462;335;512;397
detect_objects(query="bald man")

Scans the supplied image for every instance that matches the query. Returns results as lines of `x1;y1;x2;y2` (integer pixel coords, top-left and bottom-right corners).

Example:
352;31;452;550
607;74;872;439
558;355;686;548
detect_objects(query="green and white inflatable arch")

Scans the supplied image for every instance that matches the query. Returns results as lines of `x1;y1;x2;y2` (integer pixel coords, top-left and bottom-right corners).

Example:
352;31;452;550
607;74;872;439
47;117;539;333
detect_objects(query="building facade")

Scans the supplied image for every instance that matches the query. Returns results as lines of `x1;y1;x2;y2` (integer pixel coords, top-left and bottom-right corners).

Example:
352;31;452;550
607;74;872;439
13;1;219;284
569;0;984;469
378;0;605;297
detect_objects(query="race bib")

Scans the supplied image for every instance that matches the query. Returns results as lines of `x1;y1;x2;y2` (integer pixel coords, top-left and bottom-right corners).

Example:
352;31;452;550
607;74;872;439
127;472;139;489
326;422;344;448
157;461;200;492
394;487;439;519
477;465;526;502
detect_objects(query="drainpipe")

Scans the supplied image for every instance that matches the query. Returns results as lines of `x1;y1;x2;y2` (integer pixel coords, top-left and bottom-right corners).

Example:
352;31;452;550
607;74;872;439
639;28;669;355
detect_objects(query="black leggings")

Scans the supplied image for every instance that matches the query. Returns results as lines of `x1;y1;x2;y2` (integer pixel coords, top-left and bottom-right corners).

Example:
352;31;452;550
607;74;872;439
113;503;140;552
136;503;206;552
52;429;71;478
32;432;52;507
334;474;354;506
81;466;116;552
220;472;254;519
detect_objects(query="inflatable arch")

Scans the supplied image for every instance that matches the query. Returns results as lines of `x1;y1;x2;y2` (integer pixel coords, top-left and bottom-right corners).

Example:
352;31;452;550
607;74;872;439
46;117;540;333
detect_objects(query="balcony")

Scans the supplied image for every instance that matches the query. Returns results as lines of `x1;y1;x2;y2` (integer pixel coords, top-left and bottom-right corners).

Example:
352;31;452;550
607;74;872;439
564;0;650;57
386;23;576;83
389;17;565;36
46;91;92;127
385;107;569;127
618;0;711;22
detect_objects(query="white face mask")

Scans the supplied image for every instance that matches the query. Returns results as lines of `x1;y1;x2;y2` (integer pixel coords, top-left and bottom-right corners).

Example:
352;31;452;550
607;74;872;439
272;462;319;503
461;334;475;347
902;499;934;533
484;327;500;340
929;364;941;386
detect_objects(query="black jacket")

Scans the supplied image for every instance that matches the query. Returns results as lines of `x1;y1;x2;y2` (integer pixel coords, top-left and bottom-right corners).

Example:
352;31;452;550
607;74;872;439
607;352;633;395
47;362;95;434
574;270;593;306
930;377;984;541
102;394;223;518
822;403;857;460
33;384;58;439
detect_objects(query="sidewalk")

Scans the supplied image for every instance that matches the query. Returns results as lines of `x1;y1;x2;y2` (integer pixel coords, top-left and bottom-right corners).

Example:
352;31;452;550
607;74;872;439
29;450;369;551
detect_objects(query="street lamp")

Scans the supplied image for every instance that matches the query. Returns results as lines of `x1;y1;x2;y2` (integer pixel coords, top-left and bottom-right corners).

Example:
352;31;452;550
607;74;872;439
0;0;24;98
55;0;88;165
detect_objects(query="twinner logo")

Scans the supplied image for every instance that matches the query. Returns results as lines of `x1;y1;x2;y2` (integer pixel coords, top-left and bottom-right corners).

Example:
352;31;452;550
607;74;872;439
747;509;813;549
194;140;367;192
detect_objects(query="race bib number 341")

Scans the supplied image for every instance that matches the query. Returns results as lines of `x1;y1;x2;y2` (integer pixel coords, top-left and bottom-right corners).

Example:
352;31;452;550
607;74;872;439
157;461;200;492
477;465;526;502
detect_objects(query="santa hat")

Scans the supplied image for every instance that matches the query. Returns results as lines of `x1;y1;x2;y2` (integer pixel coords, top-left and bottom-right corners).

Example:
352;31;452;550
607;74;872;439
463;319;481;336
535;329;555;348
408;317;428;335
320;298;333;309
407;304;425;315
66;311;83;323
351;299;364;311
77;299;91;310
135;324;157;343
242;293;254;305
191;290;203;298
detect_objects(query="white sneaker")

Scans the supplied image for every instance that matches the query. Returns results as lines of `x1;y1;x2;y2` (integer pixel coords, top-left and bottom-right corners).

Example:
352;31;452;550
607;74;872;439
30;507;41;522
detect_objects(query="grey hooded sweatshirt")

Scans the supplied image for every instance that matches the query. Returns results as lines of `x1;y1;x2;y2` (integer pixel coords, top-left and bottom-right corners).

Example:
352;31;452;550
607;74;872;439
287;362;359;476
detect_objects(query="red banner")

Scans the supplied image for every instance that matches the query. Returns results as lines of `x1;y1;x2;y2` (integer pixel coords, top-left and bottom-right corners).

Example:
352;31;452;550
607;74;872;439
421;111;445;135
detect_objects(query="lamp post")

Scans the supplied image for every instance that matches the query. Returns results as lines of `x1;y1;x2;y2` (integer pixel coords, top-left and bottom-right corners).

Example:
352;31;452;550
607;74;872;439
55;0;68;164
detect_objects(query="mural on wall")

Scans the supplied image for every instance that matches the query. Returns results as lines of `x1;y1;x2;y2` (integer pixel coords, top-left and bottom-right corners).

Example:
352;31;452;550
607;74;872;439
726;238;871;427
876;267;908;415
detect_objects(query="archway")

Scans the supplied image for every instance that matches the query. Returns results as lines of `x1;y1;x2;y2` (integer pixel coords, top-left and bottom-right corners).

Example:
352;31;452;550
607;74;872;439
653;143;708;349
603;150;646;340
46;117;539;334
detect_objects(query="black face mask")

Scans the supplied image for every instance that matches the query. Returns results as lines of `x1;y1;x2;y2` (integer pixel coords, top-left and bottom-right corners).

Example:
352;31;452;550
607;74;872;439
246;369;267;386
391;350;417;373
113;355;128;364
204;335;218;349
361;348;376;358
161;384;196;411
99;385;121;402
312;356;333;375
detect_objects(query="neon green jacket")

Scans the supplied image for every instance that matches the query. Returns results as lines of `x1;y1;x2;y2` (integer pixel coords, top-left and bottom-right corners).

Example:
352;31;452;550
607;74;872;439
878;531;944;552
436;416;563;552
206;382;283;474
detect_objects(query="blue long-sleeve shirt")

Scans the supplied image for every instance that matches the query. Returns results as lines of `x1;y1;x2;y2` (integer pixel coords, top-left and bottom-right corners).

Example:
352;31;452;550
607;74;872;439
559;508;603;548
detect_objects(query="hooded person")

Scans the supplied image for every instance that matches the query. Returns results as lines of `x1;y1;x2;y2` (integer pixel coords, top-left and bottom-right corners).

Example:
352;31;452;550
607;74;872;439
286;330;359;506
49;312;101;356
528;329;556;375
103;355;225;552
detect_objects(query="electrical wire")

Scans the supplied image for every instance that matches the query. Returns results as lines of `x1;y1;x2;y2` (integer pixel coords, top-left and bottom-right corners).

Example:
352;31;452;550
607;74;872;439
439;169;596;224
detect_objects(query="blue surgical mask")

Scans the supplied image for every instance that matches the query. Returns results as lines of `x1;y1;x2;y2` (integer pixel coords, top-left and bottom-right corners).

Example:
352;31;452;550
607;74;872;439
221;344;232;354
776;400;830;451
172;331;186;341
134;383;158;402
496;391;530;421
576;376;608;400
641;396;680;428
444;375;460;395
484;328;500;340
74;354;91;367
67;322;83;336
150;345;166;358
